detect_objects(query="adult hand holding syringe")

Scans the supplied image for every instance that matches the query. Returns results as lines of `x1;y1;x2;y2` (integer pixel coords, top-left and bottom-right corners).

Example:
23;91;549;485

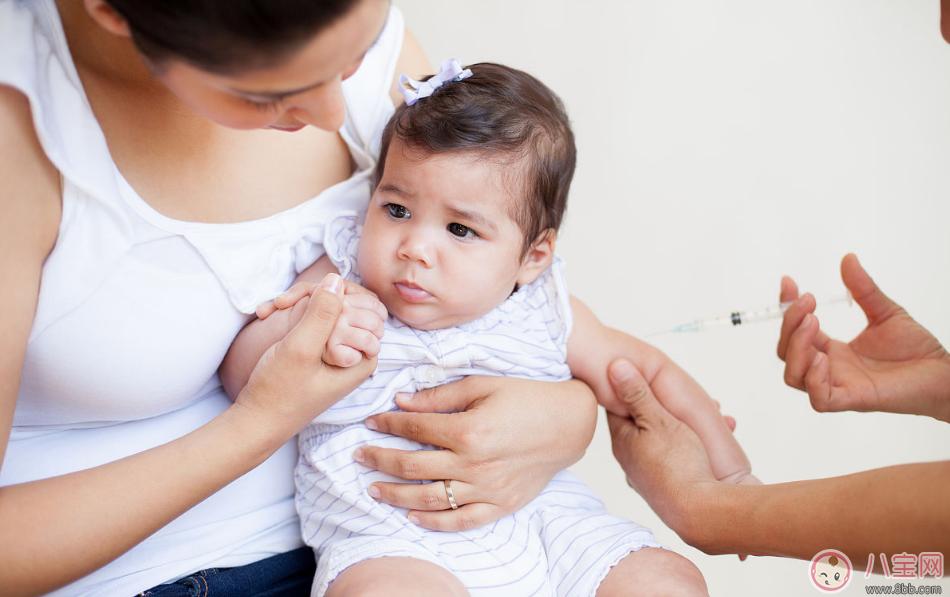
777;254;950;422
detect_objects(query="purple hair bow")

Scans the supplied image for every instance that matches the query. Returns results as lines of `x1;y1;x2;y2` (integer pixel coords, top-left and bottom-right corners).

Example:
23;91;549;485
399;58;473;106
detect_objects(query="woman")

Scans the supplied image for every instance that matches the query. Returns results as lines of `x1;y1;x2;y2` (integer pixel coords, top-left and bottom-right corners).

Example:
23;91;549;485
0;0;597;594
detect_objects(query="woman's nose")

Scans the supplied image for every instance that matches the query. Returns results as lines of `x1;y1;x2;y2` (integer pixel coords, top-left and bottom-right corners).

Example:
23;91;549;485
285;76;347;131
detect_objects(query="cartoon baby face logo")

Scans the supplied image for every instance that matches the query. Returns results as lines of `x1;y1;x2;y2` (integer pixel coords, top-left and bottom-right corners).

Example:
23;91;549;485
809;549;853;592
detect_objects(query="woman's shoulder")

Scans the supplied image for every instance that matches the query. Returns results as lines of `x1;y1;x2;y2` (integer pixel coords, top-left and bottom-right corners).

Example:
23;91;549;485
0;84;62;258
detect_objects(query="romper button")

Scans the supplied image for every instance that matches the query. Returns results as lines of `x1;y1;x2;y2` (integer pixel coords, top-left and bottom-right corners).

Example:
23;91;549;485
425;368;441;384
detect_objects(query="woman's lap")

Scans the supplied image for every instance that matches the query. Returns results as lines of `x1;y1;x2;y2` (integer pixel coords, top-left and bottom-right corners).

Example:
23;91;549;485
136;547;315;597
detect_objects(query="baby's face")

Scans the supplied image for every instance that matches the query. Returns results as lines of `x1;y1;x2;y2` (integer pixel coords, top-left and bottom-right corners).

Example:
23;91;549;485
359;140;534;330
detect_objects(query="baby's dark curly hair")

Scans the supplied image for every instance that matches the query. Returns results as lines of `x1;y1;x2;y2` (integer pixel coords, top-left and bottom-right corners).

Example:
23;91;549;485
376;62;576;258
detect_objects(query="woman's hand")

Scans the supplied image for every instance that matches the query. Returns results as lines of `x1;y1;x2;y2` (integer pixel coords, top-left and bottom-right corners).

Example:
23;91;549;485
354;376;597;531
233;274;378;444
257;277;387;368
778;254;950;423
604;358;719;544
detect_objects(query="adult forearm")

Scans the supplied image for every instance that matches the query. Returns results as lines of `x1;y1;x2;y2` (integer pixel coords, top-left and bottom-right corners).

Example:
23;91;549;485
0;405;285;596
547;378;599;467
686;461;950;566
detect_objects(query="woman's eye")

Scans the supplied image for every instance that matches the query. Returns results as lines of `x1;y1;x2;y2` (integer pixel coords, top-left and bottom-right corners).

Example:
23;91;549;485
387;204;410;219
447;223;476;238
243;98;283;112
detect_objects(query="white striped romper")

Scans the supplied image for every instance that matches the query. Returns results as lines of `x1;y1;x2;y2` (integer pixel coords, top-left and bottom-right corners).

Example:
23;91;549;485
297;213;664;596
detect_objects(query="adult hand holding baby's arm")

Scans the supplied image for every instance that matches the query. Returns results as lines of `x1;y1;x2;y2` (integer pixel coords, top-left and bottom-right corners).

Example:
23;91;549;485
355;376;598;531
232;274;379;440
778;253;950;423
262;278;386;368
605;358;720;548
609;358;950;562
221;259;386;398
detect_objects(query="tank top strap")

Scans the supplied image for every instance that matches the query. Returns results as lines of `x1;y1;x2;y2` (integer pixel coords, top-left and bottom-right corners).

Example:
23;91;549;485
0;0;135;341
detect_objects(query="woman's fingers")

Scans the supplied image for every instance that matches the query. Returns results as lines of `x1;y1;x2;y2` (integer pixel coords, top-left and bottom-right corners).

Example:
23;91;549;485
408;502;497;532
840;253;901;325
782;313;822;391
779;275;799;303
274;281;318;310
355;444;456;481
366;410;465;449
390;376;491;415
282;274;345;357
803;351;833;411
777;293;815;361
369;479;475;512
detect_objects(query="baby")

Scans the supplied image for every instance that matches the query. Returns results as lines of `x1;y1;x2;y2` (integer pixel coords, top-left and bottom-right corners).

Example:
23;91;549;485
223;60;743;596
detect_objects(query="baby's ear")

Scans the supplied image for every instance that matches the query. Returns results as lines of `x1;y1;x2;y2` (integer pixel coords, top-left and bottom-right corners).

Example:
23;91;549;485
516;229;556;286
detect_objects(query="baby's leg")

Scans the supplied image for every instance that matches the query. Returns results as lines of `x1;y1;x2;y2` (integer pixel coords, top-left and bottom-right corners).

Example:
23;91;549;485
596;547;708;597
325;557;469;597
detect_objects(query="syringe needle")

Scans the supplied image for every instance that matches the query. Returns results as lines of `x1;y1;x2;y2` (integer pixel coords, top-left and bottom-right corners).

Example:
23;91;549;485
651;292;852;336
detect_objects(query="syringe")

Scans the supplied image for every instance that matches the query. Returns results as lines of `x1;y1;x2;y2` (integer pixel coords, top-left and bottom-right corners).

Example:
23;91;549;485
653;293;853;335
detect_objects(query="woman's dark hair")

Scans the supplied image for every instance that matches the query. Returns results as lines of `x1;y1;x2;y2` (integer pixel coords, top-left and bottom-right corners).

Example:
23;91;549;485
106;0;363;73
376;62;576;258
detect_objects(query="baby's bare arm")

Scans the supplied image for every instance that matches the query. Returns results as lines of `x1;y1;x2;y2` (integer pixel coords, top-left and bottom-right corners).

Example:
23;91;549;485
567;296;753;483
220;257;339;399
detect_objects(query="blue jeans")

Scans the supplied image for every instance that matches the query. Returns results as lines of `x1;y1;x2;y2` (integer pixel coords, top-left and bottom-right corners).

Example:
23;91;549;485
136;547;315;597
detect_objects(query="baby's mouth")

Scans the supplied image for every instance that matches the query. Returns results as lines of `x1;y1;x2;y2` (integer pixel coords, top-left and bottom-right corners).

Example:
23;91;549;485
394;281;432;303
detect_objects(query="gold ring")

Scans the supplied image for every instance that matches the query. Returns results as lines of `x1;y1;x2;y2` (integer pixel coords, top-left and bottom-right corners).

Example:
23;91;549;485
443;479;459;510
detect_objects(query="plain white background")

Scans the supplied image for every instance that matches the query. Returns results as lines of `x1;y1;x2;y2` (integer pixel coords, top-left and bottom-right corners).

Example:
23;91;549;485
396;1;950;594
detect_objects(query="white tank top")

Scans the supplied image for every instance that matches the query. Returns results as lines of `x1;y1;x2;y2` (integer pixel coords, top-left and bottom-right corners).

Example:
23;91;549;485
0;1;403;594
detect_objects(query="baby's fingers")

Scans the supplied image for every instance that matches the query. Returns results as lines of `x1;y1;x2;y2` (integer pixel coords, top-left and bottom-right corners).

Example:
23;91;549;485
329;325;381;359
256;299;279;320
324;344;365;368
343;294;388;334
341;302;387;339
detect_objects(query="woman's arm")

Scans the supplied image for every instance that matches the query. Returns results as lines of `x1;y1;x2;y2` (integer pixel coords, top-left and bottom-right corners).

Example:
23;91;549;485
0;88;371;595
605;357;950;566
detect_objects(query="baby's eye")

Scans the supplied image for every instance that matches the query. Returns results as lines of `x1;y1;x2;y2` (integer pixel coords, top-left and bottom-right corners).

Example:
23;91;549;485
834;573;840;581
386;204;410;219
447;223;477;239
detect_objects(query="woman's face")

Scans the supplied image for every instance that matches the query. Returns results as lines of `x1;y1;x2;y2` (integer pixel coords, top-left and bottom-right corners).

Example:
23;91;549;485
154;0;389;132
942;0;950;44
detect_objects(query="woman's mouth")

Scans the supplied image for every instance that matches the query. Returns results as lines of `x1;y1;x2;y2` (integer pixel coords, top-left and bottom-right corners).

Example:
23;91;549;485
269;124;305;132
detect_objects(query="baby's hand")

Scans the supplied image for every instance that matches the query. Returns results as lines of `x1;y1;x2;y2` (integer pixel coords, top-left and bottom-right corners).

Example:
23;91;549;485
325;291;388;368
256;279;387;368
